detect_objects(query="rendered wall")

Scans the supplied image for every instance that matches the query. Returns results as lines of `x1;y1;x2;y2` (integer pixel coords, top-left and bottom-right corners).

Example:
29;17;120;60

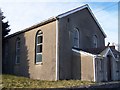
4;21;57;80
72;51;81;79
0;9;2;75
80;52;94;81
72;50;95;81
58;8;105;80
95;50;120;82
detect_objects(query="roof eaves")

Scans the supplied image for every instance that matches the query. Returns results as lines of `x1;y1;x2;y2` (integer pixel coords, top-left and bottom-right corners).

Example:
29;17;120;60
87;6;107;38
56;4;107;38
6;4;107;39
6;17;56;39
72;48;96;57
100;47;115;59
56;4;88;19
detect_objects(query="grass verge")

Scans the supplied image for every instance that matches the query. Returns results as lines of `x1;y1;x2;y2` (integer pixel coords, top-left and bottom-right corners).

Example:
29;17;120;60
1;74;95;88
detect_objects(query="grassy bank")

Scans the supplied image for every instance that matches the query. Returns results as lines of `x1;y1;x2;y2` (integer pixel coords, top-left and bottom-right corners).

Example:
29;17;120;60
2;74;95;88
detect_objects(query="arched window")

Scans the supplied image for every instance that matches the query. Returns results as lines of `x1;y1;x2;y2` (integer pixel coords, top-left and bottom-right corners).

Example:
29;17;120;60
72;28;79;48
35;30;43;64
15;38;20;64
93;35;98;48
4;42;8;64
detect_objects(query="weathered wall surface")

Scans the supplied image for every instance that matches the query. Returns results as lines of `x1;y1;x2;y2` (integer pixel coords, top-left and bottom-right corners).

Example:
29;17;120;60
4;21;57;80
72;50;95;81
58;8;105;80
80;52;94;81
95;57;107;82
58;16;72;79
117;56;120;80
0;9;2;74
95;50;120;82
3;7;106;81
72;51;81;79
28;21;56;80
104;51;118;81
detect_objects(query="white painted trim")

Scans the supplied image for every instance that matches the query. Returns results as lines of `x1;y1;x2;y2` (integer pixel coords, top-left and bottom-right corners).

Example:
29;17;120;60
57;5;88;19
72;48;80;54
57;4;106;38
93;56;96;82
73;28;80;48
56;20;59;80
87;6;107;38
72;48;96;81
35;62;43;65
72;48;95;57
109;48;116;59
103;47;115;59
80;50;95;57
104;48;110;57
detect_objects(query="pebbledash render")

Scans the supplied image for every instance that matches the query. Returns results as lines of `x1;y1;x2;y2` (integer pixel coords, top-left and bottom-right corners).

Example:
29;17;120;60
3;4;120;82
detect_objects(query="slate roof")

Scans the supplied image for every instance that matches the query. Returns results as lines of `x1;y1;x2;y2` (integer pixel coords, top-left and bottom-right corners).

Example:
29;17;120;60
73;47;107;55
73;46;120;57
110;47;120;58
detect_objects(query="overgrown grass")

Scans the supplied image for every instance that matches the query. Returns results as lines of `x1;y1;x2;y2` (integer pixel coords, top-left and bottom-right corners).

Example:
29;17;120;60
1;74;95;88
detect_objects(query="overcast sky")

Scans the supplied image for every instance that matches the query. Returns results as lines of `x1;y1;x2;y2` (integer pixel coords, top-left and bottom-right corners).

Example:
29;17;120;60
0;0;119;47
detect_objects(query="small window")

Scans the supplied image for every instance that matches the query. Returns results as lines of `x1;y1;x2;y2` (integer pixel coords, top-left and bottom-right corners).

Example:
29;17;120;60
72;28;79;48
35;31;43;64
15;38;20;64
93;35;98;48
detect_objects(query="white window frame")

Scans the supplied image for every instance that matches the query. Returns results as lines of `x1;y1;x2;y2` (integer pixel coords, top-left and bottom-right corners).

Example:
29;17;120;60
35;31;43;64
73;28;79;48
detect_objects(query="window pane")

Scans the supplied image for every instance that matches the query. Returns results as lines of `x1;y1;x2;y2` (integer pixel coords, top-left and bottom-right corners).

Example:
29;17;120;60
72;28;79;48
74;39;78;48
36;45;42;53
75;31;78;36
36;54;42;62
16;56;20;63
35;31;43;64
16;49;20;55
37;36;43;44
17;41;20;48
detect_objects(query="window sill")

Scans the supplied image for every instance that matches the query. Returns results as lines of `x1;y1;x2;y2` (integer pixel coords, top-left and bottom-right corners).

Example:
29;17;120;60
35;62;43;65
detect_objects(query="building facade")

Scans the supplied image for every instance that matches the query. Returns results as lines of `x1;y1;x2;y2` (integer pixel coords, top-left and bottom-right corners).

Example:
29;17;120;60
0;9;2;74
3;5;120;82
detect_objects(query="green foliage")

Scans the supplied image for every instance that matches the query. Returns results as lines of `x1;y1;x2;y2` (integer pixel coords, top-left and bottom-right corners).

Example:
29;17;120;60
2;74;95;88
1;12;11;37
